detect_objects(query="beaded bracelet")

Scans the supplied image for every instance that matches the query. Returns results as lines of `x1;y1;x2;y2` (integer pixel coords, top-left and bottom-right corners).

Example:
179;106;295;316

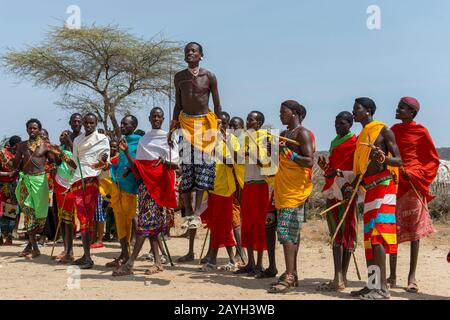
290;152;298;161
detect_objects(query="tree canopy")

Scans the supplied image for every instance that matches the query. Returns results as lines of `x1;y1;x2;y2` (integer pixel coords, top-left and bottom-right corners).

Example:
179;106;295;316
2;24;184;138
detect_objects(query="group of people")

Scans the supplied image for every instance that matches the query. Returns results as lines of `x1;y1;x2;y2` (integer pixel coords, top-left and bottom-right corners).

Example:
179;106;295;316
0;41;443;300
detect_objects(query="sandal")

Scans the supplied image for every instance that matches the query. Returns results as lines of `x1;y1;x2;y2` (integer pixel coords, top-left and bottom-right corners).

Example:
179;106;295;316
233;265;254;275
90;242;104;249
18;249;32;257
52;251;66;261
160;255;168;265
177;253;194;263
145;253;155;262
56;255;74;264
112;263;134;276
188;216;202;229
218;262;236;272
248;266;264;277
144;264;164;275
271;273;299;287
406;282;419;294
72;257;94;269
200;262;217;272
105;258;124;268
350;286;371;297
359;288;390;300
255;269;278;279
316;281;345;292
180;217;192;229
387;277;397;288
25;250;41;260
267;274;296;294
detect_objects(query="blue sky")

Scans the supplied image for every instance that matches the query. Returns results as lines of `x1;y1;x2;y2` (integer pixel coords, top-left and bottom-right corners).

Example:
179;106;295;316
1;0;449;149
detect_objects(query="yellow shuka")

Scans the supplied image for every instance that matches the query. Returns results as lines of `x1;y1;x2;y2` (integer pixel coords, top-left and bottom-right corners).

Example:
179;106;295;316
244;129;276;184
212;134;244;197
353;121;399;180
274;155;313;209
353;121;385;175
179;111;218;154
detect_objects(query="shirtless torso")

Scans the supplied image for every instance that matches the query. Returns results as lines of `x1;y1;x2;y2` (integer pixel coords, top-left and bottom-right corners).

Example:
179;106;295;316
364;126;402;177
13;139;53;175
174;68;221;116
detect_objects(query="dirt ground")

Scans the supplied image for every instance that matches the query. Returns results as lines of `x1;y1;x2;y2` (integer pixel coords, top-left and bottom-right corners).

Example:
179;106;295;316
0;215;449;300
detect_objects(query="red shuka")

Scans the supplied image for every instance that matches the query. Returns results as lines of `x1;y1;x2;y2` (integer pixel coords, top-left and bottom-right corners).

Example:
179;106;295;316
133;160;177;209
322;134;357;192
391;122;440;202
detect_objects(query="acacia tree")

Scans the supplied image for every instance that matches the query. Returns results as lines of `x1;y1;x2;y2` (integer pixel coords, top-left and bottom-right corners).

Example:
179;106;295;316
2;25;183;138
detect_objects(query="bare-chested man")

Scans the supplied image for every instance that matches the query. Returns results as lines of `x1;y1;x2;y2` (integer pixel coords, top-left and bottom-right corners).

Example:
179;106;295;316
349;97;402;300
170;42;222;262
12;119;59;259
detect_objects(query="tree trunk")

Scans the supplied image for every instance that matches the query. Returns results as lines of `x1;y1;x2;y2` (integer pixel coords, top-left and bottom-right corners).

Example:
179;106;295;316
109;111;121;140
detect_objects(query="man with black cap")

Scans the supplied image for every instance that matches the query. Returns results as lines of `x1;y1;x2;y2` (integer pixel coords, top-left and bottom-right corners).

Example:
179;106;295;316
350;97;402;300
388;97;440;294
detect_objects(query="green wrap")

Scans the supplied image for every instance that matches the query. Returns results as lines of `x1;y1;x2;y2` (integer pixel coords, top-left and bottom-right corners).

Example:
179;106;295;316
15;172;49;219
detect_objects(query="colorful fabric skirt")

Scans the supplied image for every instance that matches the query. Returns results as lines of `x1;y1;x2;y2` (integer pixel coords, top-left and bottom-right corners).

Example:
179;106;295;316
72;178;99;233
180;146;216;193
19;182;46;235
136;182;166;239
396;189;434;243
363;170;398;261
54;180;74;224
277;205;305;245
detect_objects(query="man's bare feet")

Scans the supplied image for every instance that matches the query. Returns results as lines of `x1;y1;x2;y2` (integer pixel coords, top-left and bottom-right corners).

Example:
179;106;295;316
105;258;125;268
406;282;419;293
18;249;32;257
316;280;345;292
387;277;397;288
25;250;41;260
144;264;164;275
52;251;66;260
112;263;134;276
57;255;74;264
177;253;194;263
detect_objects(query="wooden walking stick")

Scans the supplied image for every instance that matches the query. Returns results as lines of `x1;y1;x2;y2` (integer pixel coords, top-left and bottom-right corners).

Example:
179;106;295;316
330;174;364;246
50;190;69;257
401;167;430;213
160;233;174;267
352;252;362;280
319;200;347;217
330;136;376;246
198;228;210;265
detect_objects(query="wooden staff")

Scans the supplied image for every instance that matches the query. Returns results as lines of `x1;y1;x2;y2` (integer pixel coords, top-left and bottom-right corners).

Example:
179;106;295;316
198;228;210;265
401;167;429;212
160;233;174;267
50;189;69;257
330;136;376;246
352;252;362;280
319;200;347;217
330;174;364;246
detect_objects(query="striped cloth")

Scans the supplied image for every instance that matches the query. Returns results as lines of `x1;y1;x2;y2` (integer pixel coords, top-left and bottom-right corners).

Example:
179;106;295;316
363;170;397;261
363;170;398;261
